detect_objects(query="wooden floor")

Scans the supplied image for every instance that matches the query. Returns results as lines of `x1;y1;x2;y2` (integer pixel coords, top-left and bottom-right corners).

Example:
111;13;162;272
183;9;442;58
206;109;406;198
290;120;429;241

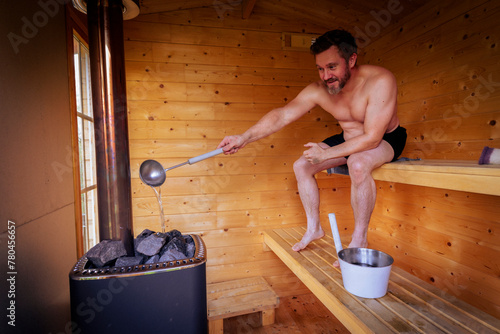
223;293;350;334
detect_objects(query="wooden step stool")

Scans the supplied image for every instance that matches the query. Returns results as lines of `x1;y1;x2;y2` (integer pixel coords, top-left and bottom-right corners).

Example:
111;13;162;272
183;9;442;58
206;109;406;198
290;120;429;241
207;276;280;334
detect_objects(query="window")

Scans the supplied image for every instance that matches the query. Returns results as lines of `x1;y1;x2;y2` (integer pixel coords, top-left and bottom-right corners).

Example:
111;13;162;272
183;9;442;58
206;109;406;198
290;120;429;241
73;34;99;253
66;6;98;256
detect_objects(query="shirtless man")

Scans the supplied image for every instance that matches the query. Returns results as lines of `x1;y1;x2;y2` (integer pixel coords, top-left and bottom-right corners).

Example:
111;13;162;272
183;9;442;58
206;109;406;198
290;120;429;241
217;30;406;260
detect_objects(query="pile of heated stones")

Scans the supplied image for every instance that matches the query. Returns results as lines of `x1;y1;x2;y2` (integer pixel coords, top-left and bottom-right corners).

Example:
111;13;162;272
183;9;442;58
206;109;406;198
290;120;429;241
85;229;196;268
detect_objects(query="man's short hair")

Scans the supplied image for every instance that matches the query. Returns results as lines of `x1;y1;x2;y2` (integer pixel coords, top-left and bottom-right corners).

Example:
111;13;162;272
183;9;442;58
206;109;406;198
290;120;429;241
310;30;357;63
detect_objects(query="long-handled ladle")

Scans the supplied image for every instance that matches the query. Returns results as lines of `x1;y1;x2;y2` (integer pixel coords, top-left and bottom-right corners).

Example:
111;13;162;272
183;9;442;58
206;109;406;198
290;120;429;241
139;148;224;187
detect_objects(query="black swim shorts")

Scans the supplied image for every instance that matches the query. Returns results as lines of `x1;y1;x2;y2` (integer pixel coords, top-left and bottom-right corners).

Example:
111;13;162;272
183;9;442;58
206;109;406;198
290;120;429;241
322;126;407;162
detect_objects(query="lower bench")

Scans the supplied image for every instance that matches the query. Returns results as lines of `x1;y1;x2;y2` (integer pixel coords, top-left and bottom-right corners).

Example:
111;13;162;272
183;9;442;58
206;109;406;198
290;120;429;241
207;276;280;334
264;226;500;334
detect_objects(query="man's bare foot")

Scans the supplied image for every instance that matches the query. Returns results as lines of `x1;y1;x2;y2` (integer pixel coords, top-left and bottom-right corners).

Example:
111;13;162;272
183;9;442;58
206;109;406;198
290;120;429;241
333;238;368;268
292;228;325;251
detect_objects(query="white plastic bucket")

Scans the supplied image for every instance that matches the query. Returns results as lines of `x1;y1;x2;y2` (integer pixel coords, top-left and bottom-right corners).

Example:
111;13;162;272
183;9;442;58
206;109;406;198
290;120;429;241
329;213;393;298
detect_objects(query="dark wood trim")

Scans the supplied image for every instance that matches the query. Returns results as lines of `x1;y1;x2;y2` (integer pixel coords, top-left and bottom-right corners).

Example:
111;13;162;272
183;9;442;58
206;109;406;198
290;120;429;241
242;0;257;19
65;4;88;258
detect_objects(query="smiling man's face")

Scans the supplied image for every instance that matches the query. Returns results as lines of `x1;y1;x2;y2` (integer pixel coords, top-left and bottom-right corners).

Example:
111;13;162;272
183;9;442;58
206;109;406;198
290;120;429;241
315;46;352;95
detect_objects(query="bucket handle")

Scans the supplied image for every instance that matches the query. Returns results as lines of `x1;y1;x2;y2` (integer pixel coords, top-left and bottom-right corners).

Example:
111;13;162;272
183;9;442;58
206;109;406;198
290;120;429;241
328;213;343;255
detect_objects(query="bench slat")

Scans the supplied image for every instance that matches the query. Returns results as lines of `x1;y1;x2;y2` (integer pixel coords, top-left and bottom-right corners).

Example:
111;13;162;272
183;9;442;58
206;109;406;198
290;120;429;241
283;228;436;333
208;290;279;319
280;227;448;334
264;227;500;334
324;159;500;196
207;276;267;292
265;228;394;333
208;277;273;300
385;280;489;334
207;276;279;320
378;160;500;176
372;169;498;196
389;269;500;334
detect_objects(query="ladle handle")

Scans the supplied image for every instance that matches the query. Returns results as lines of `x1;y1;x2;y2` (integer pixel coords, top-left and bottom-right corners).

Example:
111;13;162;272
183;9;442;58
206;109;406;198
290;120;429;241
328;213;343;254
188;148;224;164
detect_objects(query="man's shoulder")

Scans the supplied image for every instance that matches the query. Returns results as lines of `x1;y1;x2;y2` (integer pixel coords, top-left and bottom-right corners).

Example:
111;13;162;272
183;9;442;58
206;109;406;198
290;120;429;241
301;80;328;97
358;64;395;80
357;64;397;89
306;80;325;89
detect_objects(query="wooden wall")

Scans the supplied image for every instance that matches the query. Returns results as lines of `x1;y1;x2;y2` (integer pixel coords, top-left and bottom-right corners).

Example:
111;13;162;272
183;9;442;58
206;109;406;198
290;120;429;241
320;0;500;318
123;0;500;319
361;0;500;160
123;6;339;296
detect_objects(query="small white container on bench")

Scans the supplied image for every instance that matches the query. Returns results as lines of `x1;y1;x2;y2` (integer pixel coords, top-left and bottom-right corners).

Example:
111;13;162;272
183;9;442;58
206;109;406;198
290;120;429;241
329;213;394;299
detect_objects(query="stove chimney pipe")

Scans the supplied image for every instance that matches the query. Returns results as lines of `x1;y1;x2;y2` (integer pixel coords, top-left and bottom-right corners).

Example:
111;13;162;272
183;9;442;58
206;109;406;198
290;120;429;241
86;0;134;255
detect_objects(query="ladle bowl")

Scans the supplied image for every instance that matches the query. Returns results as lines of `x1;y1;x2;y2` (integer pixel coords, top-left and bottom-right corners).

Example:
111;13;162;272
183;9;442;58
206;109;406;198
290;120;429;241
139;159;166;187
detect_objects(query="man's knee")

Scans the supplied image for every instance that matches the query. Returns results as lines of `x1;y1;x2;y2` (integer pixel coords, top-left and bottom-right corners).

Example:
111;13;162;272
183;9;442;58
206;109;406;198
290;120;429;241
293;156;316;178
347;156;371;183
293;156;307;174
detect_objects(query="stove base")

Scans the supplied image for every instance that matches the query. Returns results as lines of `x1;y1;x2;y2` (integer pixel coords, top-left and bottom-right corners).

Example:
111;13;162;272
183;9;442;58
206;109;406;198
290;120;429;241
70;261;207;333
69;234;208;334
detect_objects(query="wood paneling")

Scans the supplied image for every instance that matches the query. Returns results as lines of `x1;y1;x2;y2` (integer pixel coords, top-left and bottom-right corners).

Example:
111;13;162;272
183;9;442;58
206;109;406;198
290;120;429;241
138;0;217;14
138;0;430;33
124;6;338;299
362;0;500;161
125;0;500;320
321;0;500;316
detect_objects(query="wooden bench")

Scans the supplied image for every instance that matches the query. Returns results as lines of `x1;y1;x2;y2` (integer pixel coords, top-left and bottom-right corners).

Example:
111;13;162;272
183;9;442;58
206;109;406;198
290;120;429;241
325;159;500;196
264;226;500;334
207;276;280;334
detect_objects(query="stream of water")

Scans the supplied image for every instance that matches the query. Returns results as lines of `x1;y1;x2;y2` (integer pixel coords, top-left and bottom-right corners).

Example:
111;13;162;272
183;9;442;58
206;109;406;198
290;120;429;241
151;186;166;233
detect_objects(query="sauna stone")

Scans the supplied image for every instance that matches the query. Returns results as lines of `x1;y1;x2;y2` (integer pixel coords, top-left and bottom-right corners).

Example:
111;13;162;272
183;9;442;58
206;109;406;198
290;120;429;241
85;229;195;268
115;255;144;267
86;240;127;267
136;233;167;256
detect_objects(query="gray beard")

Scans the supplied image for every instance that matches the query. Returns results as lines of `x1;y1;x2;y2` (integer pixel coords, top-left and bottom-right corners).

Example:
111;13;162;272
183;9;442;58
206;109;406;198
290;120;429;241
327;84;343;95
325;68;351;95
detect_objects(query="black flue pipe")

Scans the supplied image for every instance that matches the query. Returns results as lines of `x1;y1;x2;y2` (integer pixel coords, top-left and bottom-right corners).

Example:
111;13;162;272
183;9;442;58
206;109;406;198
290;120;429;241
87;0;134;256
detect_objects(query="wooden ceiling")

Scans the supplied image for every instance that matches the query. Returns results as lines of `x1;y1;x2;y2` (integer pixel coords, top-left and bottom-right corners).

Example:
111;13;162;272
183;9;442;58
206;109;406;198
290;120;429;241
137;0;431;32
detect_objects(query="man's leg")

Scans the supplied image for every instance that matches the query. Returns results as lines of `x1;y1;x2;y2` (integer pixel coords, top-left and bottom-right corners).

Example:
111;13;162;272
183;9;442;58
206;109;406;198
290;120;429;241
292;142;347;251
345;140;394;249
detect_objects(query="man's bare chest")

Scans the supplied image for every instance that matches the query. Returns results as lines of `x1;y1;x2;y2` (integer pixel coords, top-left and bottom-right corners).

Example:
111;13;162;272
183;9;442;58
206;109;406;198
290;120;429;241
319;93;368;123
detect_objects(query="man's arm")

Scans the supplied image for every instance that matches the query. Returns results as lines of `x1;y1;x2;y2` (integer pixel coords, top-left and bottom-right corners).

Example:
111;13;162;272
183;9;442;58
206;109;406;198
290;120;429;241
304;70;398;162
218;83;320;154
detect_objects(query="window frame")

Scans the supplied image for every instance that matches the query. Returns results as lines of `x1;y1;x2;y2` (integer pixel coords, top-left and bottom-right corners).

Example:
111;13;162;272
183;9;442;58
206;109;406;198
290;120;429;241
66;5;98;258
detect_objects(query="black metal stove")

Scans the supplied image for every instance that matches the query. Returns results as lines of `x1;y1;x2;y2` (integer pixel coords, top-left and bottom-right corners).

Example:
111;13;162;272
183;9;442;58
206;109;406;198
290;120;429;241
69;235;207;333
69;1;208;333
